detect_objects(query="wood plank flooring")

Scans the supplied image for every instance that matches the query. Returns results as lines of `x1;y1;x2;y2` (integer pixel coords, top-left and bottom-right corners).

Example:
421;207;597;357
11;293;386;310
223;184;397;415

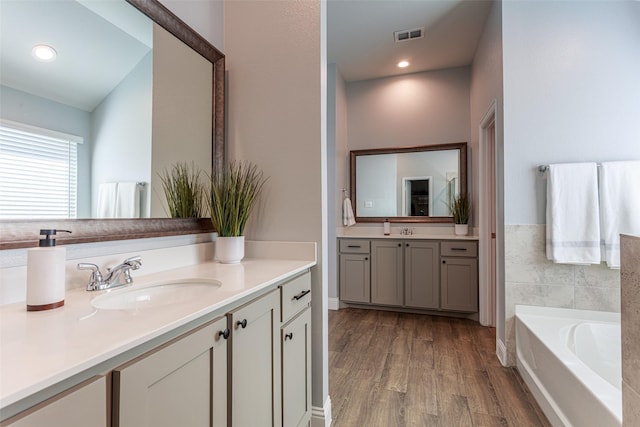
329;308;551;427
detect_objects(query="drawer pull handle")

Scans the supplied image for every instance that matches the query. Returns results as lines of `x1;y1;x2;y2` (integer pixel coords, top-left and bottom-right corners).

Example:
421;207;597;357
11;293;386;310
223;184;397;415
451;248;467;251
292;289;311;301
285;332;294;341
218;328;230;339
347;245;361;248
236;319;248;329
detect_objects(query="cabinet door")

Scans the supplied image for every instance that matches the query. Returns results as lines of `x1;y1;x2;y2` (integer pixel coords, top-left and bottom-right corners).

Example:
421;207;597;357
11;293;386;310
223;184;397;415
441;257;479;312
281;307;311;427
339;253;370;303
371;240;403;306
404;241;440;309
113;317;228;427
229;289;281;427
3;377;106;427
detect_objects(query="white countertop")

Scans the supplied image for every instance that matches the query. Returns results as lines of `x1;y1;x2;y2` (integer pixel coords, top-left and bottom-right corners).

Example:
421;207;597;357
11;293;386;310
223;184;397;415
337;230;479;241
0;257;315;410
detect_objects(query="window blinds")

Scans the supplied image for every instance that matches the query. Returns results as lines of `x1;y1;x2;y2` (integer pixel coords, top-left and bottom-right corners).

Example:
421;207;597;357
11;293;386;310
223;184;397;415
0;120;81;219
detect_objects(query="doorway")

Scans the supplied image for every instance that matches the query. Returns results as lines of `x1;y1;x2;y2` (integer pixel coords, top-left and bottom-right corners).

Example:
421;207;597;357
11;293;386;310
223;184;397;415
479;101;498;327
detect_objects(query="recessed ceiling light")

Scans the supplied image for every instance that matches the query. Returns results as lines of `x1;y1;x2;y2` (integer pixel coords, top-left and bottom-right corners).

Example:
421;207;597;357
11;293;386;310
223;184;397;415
32;45;57;62
397;60;410;68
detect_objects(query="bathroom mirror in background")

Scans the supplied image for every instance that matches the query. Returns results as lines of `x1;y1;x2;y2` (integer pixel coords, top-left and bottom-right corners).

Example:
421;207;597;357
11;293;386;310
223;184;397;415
350;143;467;223
0;0;225;248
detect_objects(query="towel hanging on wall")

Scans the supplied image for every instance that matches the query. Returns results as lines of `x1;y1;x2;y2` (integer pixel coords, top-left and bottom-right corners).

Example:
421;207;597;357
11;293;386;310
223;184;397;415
545;163;601;264
97;183;118;218
343;197;356;227
599;161;640;268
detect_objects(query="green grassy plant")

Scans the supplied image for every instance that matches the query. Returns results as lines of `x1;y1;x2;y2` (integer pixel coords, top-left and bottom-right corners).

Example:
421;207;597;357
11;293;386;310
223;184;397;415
449;192;470;224
159;162;206;218
209;161;268;236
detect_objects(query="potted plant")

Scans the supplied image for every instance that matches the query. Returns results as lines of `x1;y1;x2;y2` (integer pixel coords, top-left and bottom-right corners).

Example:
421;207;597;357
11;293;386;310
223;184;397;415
209;161;268;263
450;192;470;236
159;162;206;218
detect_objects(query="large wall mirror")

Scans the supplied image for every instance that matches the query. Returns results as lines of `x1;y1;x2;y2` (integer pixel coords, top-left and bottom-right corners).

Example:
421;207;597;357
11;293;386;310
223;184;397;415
0;0;224;249
350;143;467;224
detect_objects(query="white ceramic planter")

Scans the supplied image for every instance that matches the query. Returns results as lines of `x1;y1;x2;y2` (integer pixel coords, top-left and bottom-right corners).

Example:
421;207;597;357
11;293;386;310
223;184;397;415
454;224;469;236
215;236;245;264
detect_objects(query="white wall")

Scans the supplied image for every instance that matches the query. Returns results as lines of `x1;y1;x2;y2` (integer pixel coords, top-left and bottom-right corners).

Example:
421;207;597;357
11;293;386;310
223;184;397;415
356;154;397;216
0;85;92;217
91;52;152;217
224;0;329;420
501;0;640;365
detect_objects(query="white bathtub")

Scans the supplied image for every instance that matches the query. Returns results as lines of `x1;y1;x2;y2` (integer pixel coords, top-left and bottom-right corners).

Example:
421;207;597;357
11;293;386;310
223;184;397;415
515;305;622;427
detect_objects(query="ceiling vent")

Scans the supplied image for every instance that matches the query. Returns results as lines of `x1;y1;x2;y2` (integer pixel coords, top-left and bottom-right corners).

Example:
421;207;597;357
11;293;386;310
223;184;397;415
393;27;424;43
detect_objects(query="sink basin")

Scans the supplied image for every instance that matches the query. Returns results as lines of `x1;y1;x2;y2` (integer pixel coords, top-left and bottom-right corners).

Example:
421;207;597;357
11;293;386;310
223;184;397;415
91;278;222;310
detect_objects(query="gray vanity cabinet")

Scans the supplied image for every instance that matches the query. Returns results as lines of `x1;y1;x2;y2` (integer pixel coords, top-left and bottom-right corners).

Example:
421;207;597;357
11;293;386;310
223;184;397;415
339;239;370;303
404;241;440;309
440;241;479;312
371;240;403;306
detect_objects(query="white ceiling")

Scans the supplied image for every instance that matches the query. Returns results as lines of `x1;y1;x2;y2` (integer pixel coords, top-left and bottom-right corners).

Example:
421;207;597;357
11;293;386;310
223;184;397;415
328;0;494;82
0;0;152;112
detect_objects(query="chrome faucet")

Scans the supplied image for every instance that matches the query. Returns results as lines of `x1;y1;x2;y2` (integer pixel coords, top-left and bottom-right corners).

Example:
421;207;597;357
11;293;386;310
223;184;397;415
78;256;142;291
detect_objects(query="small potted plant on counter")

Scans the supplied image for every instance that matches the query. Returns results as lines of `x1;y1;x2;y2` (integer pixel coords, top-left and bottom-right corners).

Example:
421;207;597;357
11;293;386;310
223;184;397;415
159;162;206;218
208;161;268;263
450;192;470;236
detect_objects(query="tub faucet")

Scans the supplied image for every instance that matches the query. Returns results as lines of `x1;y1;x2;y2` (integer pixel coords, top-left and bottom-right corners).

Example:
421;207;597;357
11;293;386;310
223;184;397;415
78;256;142;291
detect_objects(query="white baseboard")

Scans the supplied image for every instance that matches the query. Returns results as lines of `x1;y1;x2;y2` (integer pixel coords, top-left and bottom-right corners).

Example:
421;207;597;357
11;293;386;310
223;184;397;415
328;297;340;311
496;338;507;366
311;396;332;427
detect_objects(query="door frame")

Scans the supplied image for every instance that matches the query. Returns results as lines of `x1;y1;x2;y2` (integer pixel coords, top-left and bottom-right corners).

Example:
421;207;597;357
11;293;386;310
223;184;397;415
478;100;498;327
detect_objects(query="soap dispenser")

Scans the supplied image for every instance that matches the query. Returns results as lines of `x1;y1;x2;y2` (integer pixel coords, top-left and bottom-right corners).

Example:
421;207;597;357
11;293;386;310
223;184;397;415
383;219;391;236
26;229;71;311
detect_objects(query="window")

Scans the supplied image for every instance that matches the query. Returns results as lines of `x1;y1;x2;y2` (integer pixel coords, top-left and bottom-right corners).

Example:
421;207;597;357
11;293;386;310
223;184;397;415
0;119;81;219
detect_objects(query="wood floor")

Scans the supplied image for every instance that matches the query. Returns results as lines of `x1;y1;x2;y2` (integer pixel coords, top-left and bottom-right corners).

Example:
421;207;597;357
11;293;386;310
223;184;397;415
329;308;551;427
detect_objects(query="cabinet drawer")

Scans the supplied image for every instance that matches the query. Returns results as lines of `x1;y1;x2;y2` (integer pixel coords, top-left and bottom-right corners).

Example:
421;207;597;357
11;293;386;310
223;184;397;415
281;272;311;323
339;239;370;254
440;241;477;257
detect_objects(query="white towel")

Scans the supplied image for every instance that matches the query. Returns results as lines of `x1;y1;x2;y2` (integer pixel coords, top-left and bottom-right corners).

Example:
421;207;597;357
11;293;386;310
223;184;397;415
545;163;601;264
115;182;142;218
343;198;356;227
599;161;640;268
96;183;117;218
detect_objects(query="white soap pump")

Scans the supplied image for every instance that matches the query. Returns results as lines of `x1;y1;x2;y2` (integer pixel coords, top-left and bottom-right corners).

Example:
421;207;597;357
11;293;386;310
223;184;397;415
383;219;391;236
26;229;71;311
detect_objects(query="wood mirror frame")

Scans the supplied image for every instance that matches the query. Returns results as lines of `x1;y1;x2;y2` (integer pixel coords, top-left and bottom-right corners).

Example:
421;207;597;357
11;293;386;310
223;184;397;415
350;142;468;224
0;0;224;250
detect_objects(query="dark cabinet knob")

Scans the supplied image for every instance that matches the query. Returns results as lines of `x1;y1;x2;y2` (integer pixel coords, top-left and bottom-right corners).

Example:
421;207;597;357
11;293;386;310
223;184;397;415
406;243;409;247
218;328;230;339
365;257;368;261
442;260;446;264
236;319;247;329
397;243;401;247
285;332;293;341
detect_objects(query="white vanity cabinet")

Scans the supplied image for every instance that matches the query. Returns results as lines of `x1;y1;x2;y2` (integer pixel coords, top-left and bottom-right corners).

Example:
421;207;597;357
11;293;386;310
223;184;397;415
112;316;228;427
280;273;312;427
1;377;107;427
228;289;282;427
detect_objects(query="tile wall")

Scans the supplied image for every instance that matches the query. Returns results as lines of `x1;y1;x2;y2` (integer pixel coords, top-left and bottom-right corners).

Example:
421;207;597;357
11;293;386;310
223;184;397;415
505;224;620;364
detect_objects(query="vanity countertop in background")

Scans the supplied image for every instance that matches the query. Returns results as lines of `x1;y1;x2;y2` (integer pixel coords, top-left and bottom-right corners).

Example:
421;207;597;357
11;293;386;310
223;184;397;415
0;252;315;412
337;228;479;241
